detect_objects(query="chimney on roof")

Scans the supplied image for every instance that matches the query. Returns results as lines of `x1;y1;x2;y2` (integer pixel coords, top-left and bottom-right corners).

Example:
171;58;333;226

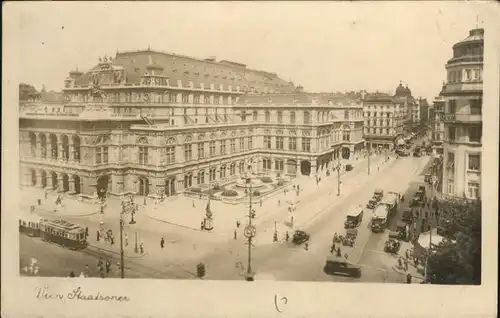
205;56;216;62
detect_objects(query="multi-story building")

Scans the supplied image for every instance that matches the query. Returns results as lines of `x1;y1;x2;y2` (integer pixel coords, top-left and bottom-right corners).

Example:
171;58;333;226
362;82;414;150
19;49;364;199
440;28;483;200
431;95;446;155
418;97;429;124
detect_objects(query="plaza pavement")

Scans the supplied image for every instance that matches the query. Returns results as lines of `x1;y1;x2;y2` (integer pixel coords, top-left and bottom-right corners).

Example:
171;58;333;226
146;153;389;238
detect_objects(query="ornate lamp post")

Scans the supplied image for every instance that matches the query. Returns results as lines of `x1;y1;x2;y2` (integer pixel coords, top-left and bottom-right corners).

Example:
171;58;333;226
336;154;341;196
243;177;256;281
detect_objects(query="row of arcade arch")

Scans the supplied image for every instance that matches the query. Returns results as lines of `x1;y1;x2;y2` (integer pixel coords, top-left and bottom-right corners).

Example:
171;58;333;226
30;169;82;194
27;132;81;161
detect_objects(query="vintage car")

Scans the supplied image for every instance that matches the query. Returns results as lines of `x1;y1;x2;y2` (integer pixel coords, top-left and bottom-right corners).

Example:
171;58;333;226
373;189;384;201
410;197;425;207
366;199;378;209
402;209;413;224
342;228;358;246
344;206;363;229
424;173;432;183
292;230;310;245
323;255;362;278
345;164;354;172
384;232;402;254
396;222;409;241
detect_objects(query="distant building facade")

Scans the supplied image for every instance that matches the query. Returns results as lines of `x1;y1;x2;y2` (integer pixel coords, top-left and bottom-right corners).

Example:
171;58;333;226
440;28;483;200
362;82;416;150
19;49;364;199
431;95;445;155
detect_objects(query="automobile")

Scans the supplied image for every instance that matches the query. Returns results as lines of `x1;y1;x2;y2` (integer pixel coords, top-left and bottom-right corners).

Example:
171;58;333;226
373;189;384;200
345;164;354;172
292;230;310;245
413;151;421;157
366;199;378;209
384;232;402;254
396;221;409;241
402;209;413;223
344;205;363;228
410;197;424;207
323;256;362;278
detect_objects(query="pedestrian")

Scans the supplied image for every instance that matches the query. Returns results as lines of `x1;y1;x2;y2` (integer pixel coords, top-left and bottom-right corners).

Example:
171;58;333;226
234;230;237;240
85;226;89;238
336;247;341;257
105;260;111;275
406;272;412;284
125;233;129;246
140;242;144;254
278;200;281;207
98;258;103;269
285;231;289;242
160;237;165;249
84;264;90;277
69;271;76;278
304;242;309;251
97;230;100;242
330;244;335;253
200;221;204;230
236;221;241;228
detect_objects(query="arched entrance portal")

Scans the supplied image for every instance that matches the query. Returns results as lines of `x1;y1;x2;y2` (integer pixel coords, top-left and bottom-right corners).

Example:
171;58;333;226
31;169;37;186
96;175;109;200
51;172;58;189
73;175;81;194
41;171;47;188
300;160;311;176
138;178;149;196
62;174;69;192
342;147;351;159
165;178;176;197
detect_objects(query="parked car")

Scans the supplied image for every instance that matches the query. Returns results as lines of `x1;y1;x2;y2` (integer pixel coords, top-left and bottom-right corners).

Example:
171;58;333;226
323;256;362;278
345;164;354;171
402;209;413;223
292;230;310;245
366;199;378;209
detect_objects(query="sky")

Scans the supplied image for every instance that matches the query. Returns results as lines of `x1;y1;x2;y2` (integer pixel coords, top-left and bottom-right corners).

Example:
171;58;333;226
5;1;491;101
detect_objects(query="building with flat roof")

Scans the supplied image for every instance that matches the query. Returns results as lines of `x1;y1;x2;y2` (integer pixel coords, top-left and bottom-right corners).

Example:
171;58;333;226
19;49;364;199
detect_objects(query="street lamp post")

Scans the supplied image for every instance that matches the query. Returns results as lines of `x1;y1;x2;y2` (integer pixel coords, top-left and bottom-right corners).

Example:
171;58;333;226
367;141;371;175
244;177;255;281
336;154;341;196
119;211;125;278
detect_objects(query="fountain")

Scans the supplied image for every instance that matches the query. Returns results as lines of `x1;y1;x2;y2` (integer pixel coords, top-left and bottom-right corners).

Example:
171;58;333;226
235;173;266;189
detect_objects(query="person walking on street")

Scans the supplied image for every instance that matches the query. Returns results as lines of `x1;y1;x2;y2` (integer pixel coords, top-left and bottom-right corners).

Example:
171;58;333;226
285;231;289;242
200;221;204;230
125;233;129;246
160;237;165;249
336;247;342;257
406;272;412;284
105;259;111;275
140;242;144;254
85;226;89;239
97;230;100;242
236;220;241;228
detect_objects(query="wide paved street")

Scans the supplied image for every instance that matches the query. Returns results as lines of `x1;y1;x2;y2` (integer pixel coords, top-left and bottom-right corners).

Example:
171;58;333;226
19;149;432;283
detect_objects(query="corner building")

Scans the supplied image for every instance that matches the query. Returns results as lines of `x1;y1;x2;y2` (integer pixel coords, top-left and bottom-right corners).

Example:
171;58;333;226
19;49;364;199
362;82;415;150
440;28;483;199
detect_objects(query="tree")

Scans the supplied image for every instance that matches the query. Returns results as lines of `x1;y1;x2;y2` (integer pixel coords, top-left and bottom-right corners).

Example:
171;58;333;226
19;83;40;101
427;199;481;284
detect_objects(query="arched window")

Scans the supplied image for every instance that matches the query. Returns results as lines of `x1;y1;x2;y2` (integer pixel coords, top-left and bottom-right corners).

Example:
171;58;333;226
304;111;310;124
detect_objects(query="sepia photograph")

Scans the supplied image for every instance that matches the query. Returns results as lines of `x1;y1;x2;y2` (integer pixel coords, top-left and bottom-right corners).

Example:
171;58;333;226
2;1;498;317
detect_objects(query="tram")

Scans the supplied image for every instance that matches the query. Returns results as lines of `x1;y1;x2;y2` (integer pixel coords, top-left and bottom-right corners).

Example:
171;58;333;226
39;219;88;250
18;211;44;237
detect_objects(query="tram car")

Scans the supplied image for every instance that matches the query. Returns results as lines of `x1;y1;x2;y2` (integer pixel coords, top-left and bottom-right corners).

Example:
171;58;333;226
18;211;44;237
39;219;88;250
